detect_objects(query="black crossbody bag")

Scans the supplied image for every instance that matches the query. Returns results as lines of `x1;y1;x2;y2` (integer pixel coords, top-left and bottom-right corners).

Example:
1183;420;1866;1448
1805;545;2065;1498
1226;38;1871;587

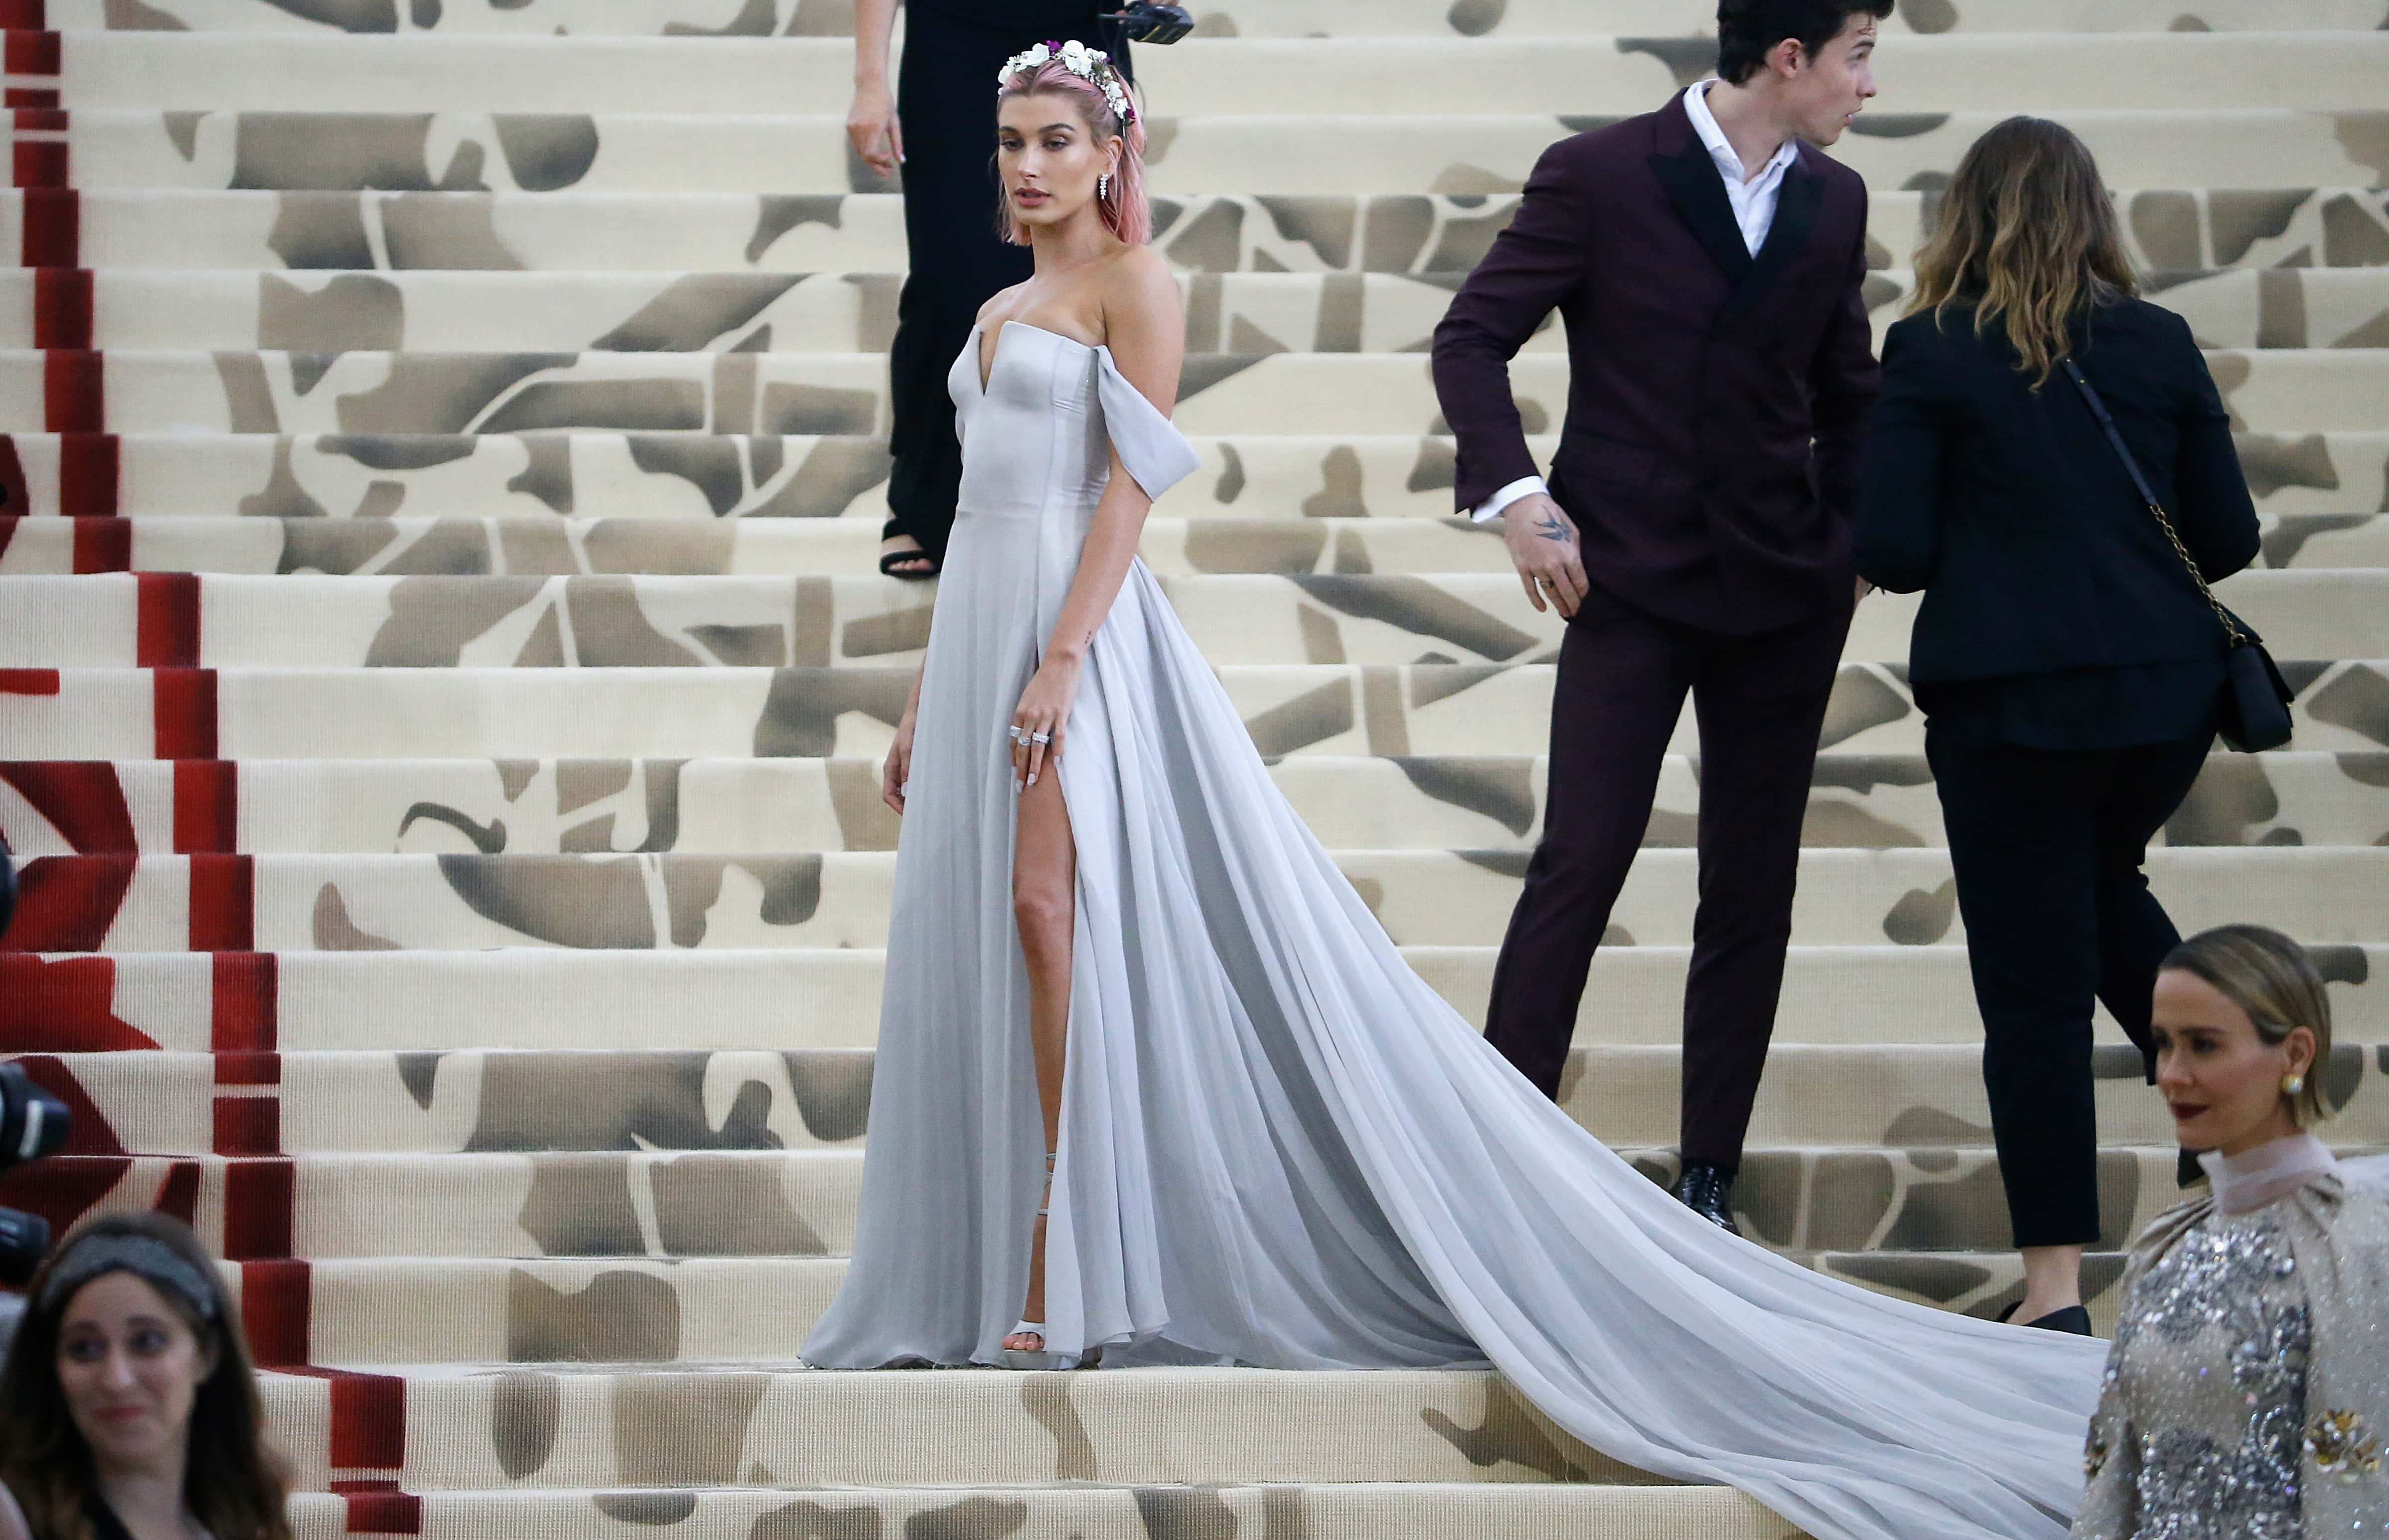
2061;358;2294;753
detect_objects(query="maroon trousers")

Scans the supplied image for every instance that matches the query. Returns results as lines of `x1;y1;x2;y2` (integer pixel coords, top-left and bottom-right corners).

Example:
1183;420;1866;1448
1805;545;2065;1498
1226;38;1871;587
1484;589;1853;1170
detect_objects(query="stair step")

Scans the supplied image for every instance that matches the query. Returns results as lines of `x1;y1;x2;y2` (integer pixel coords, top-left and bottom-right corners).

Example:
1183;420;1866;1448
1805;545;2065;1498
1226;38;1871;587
5;569;2383;670
35;34;2389;115
8;662;2388;762
7;847;2386;954
7;942;2383;1052
4;346;2370;436
196;1251;2133;1368
29;1040;2389;1157
0;1144;2245;1260
4;751;2384;858
2;428;2378;522
39;0;2389;37
249;1363;1662;1494
31;109;2388;195
278;1483;1794;1540
13;187;2383;278
8;265;2389;355
9;510;2389;579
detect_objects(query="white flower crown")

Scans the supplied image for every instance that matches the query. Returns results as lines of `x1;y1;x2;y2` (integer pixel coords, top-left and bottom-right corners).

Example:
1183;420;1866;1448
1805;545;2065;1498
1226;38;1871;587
997;37;1137;128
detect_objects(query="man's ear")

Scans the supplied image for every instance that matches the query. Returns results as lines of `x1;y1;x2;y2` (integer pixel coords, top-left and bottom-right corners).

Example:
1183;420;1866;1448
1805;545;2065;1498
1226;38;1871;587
1771;36;1809;78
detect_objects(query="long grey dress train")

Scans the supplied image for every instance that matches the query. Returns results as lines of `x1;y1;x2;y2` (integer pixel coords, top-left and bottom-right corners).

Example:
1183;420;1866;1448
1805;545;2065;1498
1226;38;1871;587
802;319;2108;1540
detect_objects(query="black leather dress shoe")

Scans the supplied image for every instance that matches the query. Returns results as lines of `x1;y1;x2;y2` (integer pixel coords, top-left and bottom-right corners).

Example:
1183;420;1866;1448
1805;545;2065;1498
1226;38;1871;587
1670;1160;1741;1237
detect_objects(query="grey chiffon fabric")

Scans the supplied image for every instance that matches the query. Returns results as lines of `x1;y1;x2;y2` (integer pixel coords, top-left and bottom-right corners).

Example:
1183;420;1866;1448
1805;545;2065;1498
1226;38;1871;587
801;320;2108;1540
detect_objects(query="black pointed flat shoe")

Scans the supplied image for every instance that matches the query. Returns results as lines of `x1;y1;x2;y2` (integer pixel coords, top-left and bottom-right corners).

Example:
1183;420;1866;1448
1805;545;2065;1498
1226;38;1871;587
1997;1302;2094;1335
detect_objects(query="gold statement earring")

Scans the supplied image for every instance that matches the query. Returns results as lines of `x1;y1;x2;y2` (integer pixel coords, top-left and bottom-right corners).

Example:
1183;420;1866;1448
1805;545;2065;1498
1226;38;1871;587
2283;1073;2306;1098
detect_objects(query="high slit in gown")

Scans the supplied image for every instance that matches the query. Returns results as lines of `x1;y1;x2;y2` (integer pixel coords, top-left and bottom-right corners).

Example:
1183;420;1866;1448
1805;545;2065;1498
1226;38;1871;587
802;318;2107;1540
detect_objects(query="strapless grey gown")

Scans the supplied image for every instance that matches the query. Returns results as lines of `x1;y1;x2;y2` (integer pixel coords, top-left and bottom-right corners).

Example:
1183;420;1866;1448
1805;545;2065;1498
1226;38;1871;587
803;319;2106;1540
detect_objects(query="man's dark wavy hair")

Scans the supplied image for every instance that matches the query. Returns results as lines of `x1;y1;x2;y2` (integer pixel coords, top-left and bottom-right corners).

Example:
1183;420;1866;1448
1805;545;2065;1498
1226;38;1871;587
1717;0;1894;85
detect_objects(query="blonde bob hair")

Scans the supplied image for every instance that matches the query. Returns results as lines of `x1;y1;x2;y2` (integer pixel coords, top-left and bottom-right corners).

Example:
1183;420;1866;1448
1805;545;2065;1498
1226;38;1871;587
2161;924;2338;1127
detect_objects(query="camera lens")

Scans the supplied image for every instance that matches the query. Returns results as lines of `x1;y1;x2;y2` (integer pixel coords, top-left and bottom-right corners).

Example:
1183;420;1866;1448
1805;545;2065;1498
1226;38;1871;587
0;1206;49;1289
0;1063;70;1170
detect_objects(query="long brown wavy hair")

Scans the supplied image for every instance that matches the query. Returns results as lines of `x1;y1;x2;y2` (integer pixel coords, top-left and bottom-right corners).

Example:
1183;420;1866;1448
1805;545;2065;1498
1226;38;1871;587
1908;116;2139;387
0;1213;291;1540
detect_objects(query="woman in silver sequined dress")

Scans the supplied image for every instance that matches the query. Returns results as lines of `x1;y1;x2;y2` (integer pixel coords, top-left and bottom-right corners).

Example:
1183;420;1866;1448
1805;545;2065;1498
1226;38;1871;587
2077;925;2389;1538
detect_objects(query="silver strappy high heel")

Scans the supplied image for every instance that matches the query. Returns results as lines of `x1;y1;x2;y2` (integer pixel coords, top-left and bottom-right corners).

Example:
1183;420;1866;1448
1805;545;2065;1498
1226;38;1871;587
1002;1152;1062;1368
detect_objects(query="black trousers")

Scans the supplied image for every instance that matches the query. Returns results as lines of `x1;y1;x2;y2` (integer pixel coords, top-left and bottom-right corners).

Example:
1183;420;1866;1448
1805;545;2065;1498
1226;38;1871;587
886;10;1127;563
1926;726;2211;1250
1483;591;1852;1171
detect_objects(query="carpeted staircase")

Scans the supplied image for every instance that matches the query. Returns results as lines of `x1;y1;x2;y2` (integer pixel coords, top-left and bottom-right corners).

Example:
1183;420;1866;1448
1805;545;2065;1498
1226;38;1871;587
3;1;2388;1535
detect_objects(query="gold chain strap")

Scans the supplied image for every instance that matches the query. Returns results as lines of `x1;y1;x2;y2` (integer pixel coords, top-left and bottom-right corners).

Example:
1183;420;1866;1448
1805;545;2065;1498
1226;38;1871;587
2138;494;2247;647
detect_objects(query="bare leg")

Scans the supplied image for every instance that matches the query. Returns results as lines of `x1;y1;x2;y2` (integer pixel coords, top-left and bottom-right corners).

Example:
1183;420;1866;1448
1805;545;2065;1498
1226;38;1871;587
1003;768;1075;1352
2018;1244;2085;1324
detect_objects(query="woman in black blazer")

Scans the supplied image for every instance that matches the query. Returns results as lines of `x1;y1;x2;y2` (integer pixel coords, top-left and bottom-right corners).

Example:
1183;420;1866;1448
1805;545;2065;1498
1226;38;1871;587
1856;117;2260;1335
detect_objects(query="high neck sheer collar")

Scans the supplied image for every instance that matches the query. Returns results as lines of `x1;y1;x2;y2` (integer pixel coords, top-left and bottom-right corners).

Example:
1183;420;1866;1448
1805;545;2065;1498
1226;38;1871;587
2198;1132;2339;1216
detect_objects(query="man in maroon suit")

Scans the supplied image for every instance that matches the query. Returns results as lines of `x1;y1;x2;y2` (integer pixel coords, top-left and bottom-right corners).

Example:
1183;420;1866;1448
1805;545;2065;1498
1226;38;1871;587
1430;0;1891;1232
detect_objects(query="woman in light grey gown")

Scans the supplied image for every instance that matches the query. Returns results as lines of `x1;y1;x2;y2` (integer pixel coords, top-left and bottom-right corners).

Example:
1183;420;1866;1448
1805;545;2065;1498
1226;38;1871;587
804;42;2108;1540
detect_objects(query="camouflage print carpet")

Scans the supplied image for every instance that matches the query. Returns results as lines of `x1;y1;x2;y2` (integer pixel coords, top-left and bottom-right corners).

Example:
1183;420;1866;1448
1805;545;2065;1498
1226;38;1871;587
2;2;2388;1538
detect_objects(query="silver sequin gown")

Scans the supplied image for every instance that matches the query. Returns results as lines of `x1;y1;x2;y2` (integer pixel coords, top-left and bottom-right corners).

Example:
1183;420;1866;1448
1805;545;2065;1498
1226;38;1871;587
2077;1135;2389;1539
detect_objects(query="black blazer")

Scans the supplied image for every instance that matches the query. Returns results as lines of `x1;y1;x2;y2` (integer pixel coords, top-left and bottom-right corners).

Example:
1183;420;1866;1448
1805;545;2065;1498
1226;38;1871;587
1856;295;2259;684
1432;92;1878;635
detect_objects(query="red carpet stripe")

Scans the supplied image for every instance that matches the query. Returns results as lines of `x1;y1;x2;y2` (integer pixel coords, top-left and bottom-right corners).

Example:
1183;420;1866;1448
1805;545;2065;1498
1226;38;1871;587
151;669;217;759
221;1155;293;1260
174;758;239;853
188;852;254;953
34;264;91;347
211;951;278;1055
137;572;201;665
71;509;128;571
212;1095;280;1156
42;346;100;430
4;30;59;76
19;186;77;269
59;431;119;515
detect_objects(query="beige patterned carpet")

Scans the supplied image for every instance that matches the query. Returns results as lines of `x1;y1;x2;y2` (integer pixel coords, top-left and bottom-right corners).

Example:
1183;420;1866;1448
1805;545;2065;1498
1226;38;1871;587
2;2;2388;1536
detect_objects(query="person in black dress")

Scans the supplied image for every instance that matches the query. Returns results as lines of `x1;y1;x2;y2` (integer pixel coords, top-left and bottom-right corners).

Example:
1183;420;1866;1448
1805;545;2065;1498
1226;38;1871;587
1856;117;2261;1336
0;1214;291;1540
850;0;1136;577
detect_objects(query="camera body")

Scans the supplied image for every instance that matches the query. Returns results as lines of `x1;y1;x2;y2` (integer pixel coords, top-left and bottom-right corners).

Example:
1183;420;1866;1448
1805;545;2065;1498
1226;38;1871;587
1;841;75;1286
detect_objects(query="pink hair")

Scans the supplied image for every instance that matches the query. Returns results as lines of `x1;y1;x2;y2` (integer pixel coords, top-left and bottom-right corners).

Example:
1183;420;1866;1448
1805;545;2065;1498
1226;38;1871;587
995;53;1151;247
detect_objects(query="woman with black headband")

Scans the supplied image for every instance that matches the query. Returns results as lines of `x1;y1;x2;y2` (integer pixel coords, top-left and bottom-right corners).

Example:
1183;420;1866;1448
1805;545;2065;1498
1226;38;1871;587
0;1214;290;1540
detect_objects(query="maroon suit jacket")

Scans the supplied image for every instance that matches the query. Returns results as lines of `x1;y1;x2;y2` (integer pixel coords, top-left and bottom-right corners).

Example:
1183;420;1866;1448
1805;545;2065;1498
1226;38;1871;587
1431;93;1879;635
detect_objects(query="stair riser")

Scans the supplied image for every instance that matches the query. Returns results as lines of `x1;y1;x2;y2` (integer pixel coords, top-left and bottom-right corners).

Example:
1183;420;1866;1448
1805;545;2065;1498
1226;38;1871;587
34;1039;2389;1156
0;347;2374;436
8;847;2388;953
38;110;2389;195
1;429;2378;524
4;569;2382;669
212;1254;2124;1368
43;36;2389;115
9;1144;2231;1260
9;663;2388;763
7;512;2389;583
21;944;2381;1054
7;752;2383;858
40;0;2389;36
13;188;2381;276
7;266;2388;356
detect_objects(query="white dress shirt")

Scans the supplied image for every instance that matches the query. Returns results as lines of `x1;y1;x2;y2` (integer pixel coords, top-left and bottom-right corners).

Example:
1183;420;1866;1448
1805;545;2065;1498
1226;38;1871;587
1471;81;1801;524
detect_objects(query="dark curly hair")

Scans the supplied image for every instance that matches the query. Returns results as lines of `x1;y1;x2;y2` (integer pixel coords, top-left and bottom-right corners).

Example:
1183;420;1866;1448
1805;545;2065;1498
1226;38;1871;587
0;1213;291;1540
1717;0;1895;85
